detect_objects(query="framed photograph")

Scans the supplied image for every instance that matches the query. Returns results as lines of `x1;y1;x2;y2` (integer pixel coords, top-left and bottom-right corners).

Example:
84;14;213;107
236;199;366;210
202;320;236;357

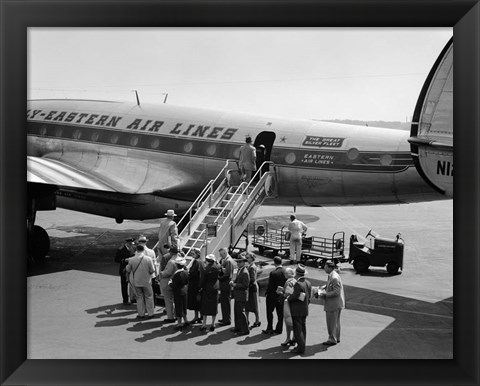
1;1;478;385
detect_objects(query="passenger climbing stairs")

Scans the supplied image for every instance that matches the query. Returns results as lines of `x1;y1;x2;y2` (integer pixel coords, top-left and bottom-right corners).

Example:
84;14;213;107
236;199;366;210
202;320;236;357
178;159;277;258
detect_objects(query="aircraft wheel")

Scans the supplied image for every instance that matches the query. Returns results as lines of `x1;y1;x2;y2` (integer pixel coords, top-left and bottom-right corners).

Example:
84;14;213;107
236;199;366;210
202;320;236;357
353;257;369;273
386;262;400;275
28;225;50;262
257;246;265;255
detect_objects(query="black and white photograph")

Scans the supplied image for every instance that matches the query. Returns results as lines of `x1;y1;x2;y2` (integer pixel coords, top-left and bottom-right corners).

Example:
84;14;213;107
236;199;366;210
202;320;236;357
24;27;455;361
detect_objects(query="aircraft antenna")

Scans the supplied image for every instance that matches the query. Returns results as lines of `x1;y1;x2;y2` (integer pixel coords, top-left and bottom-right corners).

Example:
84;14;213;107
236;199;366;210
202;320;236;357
163;93;168;103
133;90;140;106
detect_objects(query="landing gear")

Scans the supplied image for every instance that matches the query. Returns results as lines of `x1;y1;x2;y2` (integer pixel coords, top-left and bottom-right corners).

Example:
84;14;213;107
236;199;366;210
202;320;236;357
28;225;50;262
27;189;55;262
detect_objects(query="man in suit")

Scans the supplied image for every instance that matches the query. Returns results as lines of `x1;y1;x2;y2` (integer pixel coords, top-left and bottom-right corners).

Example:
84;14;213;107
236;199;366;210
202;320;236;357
114;237;136;304
229;255;250;336
263;256;287;335
319;260;345;345
157;209;179;256
238;136;257;182
288;264;312;354
126;244;156;319
218;247;235;326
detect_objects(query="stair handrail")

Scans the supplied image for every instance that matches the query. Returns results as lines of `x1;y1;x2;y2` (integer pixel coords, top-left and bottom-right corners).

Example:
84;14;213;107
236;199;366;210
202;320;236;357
178;159;240;237
183;181;248;258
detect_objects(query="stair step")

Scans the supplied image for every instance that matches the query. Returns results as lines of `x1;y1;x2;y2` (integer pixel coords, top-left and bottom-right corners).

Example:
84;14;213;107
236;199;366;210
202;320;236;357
185;239;204;248
210;207;231;217
203;215;226;224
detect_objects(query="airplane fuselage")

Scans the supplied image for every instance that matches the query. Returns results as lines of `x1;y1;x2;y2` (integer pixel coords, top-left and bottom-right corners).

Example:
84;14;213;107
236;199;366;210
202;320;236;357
27;99;444;220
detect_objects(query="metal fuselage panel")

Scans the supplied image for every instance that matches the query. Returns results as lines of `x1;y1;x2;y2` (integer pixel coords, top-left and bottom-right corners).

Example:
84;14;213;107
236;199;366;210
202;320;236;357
26;99;444;220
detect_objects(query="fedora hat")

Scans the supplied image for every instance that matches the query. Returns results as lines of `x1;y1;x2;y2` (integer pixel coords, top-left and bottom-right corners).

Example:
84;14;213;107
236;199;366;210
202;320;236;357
175;256;186;266
165;209;177;217
296;264;307;276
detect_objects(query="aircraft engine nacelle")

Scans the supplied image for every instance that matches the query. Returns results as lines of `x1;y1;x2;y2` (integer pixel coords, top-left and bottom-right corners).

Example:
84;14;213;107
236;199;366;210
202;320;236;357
409;38;453;198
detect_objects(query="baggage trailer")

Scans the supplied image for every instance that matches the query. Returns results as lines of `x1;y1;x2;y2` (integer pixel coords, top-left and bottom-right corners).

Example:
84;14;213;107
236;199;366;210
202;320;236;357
250;220;290;256
300;231;346;268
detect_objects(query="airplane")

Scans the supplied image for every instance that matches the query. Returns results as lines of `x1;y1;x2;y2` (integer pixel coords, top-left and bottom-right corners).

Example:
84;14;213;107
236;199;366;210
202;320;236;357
26;38;453;261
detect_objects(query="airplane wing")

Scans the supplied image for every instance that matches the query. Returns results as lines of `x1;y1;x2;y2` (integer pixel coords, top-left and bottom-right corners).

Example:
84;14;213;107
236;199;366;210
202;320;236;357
27;152;200;198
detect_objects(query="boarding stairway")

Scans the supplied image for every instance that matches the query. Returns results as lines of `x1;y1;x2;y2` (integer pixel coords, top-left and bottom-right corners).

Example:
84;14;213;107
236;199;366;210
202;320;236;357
178;160;278;258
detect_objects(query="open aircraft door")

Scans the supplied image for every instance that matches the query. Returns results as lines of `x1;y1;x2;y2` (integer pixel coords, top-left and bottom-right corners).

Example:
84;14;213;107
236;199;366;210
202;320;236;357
409;37;453;197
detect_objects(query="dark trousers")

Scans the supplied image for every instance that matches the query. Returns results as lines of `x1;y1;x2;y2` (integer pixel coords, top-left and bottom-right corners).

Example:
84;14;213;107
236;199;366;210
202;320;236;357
120;274;129;303
292;315;307;353
219;290;232;323
266;296;284;333
234;300;248;333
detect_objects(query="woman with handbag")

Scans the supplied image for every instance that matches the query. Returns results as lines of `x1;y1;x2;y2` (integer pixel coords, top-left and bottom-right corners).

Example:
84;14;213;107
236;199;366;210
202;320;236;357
246;253;261;329
186;249;204;324
280;267;297;347
199;254;220;331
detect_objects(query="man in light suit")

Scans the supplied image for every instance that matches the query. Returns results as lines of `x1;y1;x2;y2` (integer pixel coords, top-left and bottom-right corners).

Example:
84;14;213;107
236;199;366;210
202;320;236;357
126;244;156;319
288;264;312;354
230;255;250;336
319;260;345;345
238;136;257;182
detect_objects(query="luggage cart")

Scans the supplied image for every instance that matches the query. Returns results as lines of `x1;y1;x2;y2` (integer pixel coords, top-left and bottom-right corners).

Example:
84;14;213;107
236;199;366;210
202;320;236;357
250;220;290;256
300;231;346;268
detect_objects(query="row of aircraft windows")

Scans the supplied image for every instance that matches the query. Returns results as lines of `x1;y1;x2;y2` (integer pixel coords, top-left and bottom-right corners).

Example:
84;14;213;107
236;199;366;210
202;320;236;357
35;125;396;167
38;125;244;159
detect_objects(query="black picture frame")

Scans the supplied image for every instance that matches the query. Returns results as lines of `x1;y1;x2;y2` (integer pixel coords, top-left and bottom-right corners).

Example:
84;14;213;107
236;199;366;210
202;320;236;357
1;1;478;385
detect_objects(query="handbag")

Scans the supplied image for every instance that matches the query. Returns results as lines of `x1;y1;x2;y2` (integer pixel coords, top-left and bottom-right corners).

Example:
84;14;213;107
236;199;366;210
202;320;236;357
152;277;161;295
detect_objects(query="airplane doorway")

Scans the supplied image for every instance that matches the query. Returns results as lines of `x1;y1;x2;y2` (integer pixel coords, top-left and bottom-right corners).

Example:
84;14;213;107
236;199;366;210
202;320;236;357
254;131;276;173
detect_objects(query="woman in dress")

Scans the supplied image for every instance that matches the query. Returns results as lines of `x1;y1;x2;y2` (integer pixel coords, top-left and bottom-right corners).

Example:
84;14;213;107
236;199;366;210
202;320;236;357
199;254;220;331
245;252;261;329
186;249;204;324
280;267;297;346
169;255;189;330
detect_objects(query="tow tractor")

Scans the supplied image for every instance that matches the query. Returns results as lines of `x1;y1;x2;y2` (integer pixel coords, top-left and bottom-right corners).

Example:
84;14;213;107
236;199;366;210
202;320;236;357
349;229;404;274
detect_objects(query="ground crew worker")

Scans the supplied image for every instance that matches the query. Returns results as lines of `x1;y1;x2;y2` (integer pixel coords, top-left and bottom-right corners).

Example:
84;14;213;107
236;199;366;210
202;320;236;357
288;215;308;264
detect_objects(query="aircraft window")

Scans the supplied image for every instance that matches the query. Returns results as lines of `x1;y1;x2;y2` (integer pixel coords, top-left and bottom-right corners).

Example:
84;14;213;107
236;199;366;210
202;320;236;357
55;127;63;137
380;154;393;166
347;148;359;160
130;136;139;146
184;142;193;153
233;147;240;158
91;132;99;142
151;138;160;149
110;134;119;144
73;129;82;140
285;152;296;164
39;125;47;136
206;144;216;156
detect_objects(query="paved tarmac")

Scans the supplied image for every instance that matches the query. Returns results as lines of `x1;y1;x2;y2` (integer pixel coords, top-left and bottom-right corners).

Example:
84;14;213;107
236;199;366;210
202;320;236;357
27;200;453;359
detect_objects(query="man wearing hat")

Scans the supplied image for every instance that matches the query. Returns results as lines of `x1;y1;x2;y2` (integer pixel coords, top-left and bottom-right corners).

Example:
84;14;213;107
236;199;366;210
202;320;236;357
229;254;250;336
114;237;136;304
157;209;179;257
238;136;257;183
218;247;235;326
126;244;156;319
288;264;312;354
159;246;180;323
318;260;345;346
138;235;159;298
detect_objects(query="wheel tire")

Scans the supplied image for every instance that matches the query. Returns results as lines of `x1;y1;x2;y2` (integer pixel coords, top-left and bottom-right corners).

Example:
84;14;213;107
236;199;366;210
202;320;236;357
386;262;400;275
353;257;369;273
29;225;50;262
